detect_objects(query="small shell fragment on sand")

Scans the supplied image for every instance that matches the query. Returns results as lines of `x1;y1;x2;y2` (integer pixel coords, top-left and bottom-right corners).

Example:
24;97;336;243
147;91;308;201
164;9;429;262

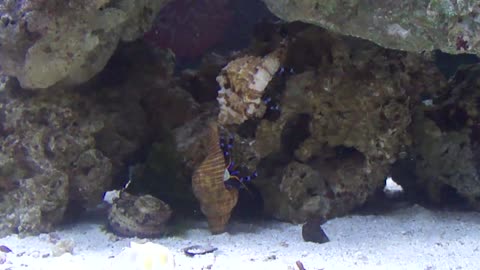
51;239;75;257
182;245;218;257
302;217;330;244
296;260;306;270
0;245;12;253
116;242;175;270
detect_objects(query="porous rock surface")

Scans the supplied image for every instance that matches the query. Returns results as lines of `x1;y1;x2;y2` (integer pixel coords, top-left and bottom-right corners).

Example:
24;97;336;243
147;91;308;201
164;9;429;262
261;0;480;56
0;74;148;236
155;24;447;223
409;64;480;208
134;91;215;212
145;24;449;223
0;0;168;89
248;26;446;222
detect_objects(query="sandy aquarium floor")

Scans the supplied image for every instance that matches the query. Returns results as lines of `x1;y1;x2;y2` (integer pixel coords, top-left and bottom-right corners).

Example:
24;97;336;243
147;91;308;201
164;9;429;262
1;204;480;270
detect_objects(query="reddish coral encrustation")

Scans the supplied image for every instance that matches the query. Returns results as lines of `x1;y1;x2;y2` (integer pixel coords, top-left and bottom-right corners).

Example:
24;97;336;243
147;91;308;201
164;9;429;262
144;0;232;59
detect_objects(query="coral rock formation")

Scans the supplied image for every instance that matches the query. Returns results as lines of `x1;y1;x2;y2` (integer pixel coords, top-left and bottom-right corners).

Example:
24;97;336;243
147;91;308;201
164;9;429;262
0;0;168;88
261;0;480;56
250;25;445;222
0;87;111;235
0;76;148;236
410;64;480;208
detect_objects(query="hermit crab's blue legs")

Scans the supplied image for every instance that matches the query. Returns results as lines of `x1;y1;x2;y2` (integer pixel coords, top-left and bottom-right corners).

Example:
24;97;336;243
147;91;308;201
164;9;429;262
224;171;258;190
220;135;234;159
219;134;258;191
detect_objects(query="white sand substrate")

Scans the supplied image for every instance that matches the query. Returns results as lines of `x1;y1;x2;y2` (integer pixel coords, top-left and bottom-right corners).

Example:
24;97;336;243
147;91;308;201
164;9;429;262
1;204;480;270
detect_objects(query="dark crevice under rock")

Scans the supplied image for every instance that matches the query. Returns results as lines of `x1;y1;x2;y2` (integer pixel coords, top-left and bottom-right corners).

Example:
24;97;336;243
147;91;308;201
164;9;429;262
281;113;311;156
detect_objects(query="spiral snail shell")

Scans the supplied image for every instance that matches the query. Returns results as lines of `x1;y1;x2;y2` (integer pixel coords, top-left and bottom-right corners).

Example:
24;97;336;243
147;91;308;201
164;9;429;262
192;122;238;234
216;44;287;125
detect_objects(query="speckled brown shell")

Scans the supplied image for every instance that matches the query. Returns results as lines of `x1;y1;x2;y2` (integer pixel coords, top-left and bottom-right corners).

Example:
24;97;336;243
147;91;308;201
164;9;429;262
108;192;172;238
216;45;287;125
192;122;238;234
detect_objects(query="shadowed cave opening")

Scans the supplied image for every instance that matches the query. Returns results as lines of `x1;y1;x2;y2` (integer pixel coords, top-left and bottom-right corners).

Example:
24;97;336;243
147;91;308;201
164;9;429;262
437;185;469;207
424;105;469;132
360;158;472;213
281;113;312;156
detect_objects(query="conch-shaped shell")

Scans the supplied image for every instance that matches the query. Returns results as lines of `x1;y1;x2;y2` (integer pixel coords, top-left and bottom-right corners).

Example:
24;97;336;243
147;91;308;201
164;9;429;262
216;45;287;125
192;122;238;234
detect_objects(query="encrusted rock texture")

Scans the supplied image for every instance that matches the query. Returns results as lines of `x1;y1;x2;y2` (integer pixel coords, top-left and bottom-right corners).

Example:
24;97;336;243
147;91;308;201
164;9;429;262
0;87;145;236
229;24;446;223
0;0;168;89
0;86;107;235
406;64;480;208
157;23;447;224
261;0;480;56
2;0;479;235
0;41;173;236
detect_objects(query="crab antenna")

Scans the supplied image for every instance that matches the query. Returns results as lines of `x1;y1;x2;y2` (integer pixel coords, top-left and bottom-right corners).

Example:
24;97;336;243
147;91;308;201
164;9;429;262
224;175;251;192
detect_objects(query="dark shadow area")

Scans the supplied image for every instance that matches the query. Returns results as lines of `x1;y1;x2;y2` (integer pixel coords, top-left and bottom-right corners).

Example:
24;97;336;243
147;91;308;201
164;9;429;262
232;182;265;220
281;113;311;155
433;50;480;80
